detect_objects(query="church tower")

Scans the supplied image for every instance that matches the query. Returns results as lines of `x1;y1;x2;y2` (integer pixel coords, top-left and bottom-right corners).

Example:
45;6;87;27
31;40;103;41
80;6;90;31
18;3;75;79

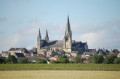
37;28;42;53
63;16;72;52
45;29;49;41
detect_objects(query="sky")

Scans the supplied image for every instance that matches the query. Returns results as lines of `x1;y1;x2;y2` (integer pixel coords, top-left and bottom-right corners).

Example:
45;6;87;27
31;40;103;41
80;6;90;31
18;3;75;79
0;0;120;52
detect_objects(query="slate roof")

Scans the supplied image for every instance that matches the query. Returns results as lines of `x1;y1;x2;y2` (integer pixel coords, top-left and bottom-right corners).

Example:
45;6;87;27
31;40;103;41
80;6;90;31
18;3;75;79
42;40;87;49
15;53;25;57
42;40;63;48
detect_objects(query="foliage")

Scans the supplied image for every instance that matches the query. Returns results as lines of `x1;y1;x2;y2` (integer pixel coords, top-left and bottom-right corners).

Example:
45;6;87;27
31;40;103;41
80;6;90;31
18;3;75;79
18;58;29;64
50;60;60;64
59;55;69;63
36;59;47;64
92;55;104;64
114;58;120;64
73;57;82;63
103;55;117;64
0;57;6;64
6;55;17;64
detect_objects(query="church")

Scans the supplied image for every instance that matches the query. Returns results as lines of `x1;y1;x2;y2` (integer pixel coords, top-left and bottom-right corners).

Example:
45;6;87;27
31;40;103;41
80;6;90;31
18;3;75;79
37;16;88;57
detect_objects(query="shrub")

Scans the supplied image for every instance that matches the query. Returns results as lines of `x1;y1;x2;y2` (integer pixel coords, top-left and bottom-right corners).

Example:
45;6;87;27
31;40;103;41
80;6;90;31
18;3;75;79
92;55;104;64
103;55;117;64
59;55;69;63
50;60;60;64
0;57;6;64
73;57;82;63
6;55;17;64
18;58;29;64
36;59;47;64
114;58;120;64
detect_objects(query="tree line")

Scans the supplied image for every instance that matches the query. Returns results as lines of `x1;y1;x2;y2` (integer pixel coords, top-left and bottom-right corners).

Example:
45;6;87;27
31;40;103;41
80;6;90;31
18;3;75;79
0;54;120;64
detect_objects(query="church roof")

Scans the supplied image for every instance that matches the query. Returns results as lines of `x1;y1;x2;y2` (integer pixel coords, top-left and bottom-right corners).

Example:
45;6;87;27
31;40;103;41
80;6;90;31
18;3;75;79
42;40;63;49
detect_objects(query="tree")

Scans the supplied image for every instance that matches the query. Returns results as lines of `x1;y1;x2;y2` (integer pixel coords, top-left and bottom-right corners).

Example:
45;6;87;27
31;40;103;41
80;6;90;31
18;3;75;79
103;55;117;64
6;55;17;64
36;59;47;64
73;57;82;63
0;57;6;64
59;55;69;63
92;55;104;64
114;58;120;64
18;58;29;64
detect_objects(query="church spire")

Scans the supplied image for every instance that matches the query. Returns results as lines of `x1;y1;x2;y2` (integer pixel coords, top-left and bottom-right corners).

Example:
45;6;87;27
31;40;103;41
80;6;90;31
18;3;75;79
65;15;72;38
38;28;41;40
63;15;72;53
45;29;49;41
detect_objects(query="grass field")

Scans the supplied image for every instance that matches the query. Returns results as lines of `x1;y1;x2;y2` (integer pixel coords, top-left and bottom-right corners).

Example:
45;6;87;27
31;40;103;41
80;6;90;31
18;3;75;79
0;64;120;71
0;70;120;79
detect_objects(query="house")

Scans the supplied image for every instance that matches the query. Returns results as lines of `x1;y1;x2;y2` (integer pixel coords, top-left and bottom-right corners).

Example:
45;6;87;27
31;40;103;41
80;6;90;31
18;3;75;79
68;57;74;61
28;55;46;62
9;48;29;56
117;53;120;57
1;51;10;58
14;53;25;59
49;56;59;61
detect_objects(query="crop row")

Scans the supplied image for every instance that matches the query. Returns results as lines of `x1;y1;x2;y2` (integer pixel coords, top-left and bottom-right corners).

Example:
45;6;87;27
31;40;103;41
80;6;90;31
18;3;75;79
0;64;120;71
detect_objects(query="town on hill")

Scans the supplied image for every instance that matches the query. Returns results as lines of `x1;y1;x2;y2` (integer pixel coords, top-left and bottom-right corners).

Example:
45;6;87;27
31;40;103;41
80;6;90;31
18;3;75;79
0;16;120;64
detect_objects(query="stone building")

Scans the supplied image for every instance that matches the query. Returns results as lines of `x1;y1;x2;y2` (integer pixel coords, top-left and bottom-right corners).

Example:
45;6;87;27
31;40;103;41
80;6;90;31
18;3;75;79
37;16;88;57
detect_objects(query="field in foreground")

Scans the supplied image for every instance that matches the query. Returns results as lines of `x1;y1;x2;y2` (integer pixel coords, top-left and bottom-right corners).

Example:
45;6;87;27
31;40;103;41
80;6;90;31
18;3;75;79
0;64;120;71
0;70;120;79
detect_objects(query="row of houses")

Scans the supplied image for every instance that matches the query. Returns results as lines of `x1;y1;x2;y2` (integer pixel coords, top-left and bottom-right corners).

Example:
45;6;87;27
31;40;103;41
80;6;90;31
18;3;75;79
0;47;120;63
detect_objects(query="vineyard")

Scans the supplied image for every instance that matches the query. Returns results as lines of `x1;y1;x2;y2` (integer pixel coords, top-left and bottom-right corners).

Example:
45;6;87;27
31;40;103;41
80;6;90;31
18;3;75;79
0;64;120;71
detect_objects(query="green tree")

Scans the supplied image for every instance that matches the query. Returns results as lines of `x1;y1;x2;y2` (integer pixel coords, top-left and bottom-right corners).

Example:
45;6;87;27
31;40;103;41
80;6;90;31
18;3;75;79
103;55;117;64
114;58;120;64
18;58;29;64
92;55;104;64
0;57;6;64
73;57;82;63
36;59;47;64
6;55;17;64
59;55;69;63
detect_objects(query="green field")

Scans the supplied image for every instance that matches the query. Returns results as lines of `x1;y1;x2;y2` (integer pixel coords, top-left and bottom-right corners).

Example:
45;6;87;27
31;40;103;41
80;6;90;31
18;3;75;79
0;70;120;79
0;64;120;71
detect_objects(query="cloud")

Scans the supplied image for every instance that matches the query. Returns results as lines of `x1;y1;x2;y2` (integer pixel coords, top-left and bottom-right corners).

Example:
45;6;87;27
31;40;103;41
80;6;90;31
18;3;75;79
79;19;120;50
0;20;65;52
0;19;120;53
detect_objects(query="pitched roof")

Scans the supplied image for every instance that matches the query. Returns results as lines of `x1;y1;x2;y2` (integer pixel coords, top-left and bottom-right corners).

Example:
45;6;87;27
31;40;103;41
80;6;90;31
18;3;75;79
42;40;63;48
15;53;25;57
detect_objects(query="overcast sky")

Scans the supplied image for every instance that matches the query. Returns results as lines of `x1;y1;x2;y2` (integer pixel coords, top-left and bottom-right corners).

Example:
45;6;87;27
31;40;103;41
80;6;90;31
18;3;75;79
0;0;120;52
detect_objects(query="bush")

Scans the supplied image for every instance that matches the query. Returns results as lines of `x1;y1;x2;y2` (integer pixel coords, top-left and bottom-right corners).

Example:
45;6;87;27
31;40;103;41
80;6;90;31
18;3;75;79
114;58;120;64
50;60;60;64
18;58;29;64
73;57;82;63
103;55;117;64
59;55;69;63
0;57;6;64
36;59;47;64
6;55;17;64
92;55;104;64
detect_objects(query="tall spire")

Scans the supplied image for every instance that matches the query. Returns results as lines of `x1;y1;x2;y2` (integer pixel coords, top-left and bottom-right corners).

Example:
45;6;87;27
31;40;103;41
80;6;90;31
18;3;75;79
38;28;41;39
63;15;72;53
65;15;72;38
45;29;49;41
